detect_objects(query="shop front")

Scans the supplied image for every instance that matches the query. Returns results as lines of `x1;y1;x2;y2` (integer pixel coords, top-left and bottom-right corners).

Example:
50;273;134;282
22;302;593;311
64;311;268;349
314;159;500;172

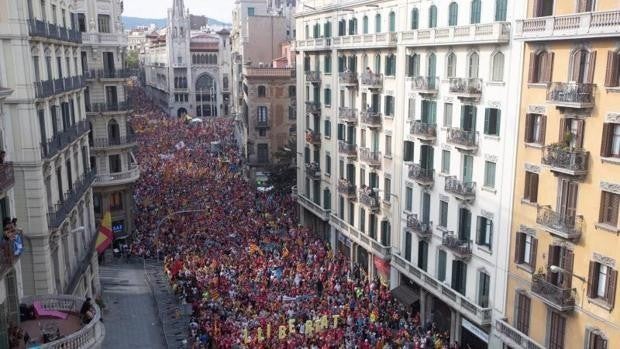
356;246;370;274
373;256;390;286
336;231;351;260
461;317;489;349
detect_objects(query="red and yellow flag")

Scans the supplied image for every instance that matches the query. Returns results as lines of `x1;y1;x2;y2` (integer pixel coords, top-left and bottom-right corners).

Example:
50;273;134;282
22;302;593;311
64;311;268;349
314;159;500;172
96;212;113;254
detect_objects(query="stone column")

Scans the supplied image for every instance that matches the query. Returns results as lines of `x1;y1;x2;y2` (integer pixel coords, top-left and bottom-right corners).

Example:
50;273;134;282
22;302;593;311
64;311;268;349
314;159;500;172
419;289;427;325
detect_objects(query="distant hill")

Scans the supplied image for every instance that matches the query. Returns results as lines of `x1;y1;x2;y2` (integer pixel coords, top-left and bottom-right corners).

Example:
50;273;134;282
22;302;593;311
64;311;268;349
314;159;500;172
122;16;230;29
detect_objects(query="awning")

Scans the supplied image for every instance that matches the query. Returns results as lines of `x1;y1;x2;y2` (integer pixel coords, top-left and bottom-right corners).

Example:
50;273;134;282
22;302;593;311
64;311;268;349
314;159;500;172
391;285;419;306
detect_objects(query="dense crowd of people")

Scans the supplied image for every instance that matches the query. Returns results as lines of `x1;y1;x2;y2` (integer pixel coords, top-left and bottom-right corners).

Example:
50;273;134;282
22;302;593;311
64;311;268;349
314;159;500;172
128;85;456;348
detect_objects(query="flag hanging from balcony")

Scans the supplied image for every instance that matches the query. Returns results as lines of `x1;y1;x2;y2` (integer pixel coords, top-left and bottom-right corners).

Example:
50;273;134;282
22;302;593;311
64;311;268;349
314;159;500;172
96;212;113;255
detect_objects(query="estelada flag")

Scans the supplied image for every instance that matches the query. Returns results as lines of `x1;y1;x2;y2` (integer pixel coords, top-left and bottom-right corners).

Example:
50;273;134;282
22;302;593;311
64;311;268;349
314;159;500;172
95;212;113;254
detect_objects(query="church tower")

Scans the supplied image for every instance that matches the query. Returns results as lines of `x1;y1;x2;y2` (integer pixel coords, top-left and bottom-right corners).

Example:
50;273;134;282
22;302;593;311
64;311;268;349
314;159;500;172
166;0;191;117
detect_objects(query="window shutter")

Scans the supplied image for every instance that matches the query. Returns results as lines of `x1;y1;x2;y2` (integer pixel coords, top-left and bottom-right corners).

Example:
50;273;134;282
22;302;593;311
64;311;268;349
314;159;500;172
533;0;541;17
528;52;537;83
484;108;490;134
514;233;524;263
531;238;538;269
600;123;612;157
604;51;619;87
544;52;554;83
540;115;547;145
562;249;574;289
575;119;585;148
558;118;566;144
524;114;532;142
476;216;482;244
607;269;617;308
586;50;597;84
599;191;608;223
547;245;557;282
571;51;583;82
587;261;598;298
530;173;539;203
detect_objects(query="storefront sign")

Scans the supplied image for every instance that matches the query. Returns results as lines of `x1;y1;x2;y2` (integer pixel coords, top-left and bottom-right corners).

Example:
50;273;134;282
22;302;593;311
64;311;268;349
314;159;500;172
337;232;351;247
461;318;489;343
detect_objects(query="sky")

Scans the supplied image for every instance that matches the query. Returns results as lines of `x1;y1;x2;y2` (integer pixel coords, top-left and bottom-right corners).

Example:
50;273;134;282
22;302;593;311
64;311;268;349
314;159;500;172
123;0;233;22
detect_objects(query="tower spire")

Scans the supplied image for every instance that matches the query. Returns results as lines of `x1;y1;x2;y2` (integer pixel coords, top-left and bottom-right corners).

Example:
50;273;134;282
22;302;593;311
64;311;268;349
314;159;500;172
172;0;185;17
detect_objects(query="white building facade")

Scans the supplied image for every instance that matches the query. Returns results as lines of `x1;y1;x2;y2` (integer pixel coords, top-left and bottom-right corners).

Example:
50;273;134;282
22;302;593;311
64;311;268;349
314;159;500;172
294;0;523;346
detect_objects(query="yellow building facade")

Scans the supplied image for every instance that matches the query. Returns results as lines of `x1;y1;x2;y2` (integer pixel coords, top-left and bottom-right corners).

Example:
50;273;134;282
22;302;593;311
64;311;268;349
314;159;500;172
495;1;620;348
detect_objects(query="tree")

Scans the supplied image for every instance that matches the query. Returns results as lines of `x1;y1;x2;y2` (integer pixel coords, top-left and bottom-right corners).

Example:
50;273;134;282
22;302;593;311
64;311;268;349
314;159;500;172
126;50;140;69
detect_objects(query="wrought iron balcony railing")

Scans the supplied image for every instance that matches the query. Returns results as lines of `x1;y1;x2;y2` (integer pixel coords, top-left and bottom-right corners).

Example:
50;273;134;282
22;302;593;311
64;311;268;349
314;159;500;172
337;179;357;198
305;162;321;179
339;71;358;86
408;164;434;185
27;19;82;44
338;107;358;123
441;232;472;259
305;101;321;115
412;76;439;94
359;148;382;167
445;177;476;201
86;101;133;113
406;214;433;239
85;69;135;80
47;169;96;228
41;120;90;160
359;188;380;211
34;76;85;99
92;135;137;148
0;162;15;194
338;141;357;157
536;205;583;240
449;78;482;97
360;110;382;127
541;145;589;176
531;273;576;311
255;119;269;129
305;130;321;144
360;72;383;88
305;71;321;83
411;121;437;141
446;127;478;150
546;82;595;108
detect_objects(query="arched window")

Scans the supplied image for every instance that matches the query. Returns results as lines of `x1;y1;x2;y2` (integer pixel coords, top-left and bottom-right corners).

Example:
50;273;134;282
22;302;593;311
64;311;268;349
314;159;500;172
257;85;266;97
429;5;438;28
570;48;595;83
528;50;553;83
407;53;420;77
348;18;358;35
363;16;369;34
389;11;396;32
427;53;437;78
448;2;459;26
385;54;396;76
223;76;229;90
196;74;216;92
471;0;481;24
192;55;196;64
495;0;508;21
468;52;480;78
107;119;120;145
338;19;346;36
375;14;382;33
411;8;419;30
491;52;505;81
446;52;457;78
374;54;381;73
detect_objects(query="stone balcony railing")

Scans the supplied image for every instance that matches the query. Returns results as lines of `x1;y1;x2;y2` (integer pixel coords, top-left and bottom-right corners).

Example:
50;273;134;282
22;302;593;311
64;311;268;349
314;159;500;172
360;72;383;89
41;120;90;160
305;162;321;179
331;32;398;49
358;188;380;211
20;295;105;349
546;82;595;108
515;10;620;40
360;110;382;127
441;232;472;259
412;76;439;95
411;121;437;141
86;101;133;114
0;162;15;194
338;141;358;158
243;67;295;78
401;22;510;47
339;71;358;86
338;107;358;123
305;130;321;145
93;166;140;187
408;164;434;186
536;205;583;240
91;135;137;149
406;214;433;240
446;127;479;151
531;273;576;312
494;319;545;349
305;101;322;115
293;37;332;51
329;214;391;260
82;32;128;45
449;78;483;98
27;19;82;44
445;177;476;201
359;148;382;167
305;71;322;83
47;169;96;228
337;179;357;198
541;145;589;176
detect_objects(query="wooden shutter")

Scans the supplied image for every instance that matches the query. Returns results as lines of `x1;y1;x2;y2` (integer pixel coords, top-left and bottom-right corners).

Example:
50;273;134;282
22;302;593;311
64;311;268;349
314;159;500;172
547;245;558;282
607;268;617;308
540;115;547;145
562;249;574;289
524;114;532;142
514;233;524;263
571;51;583;82
544;52;555;83
558;118;566;143
531;238;538;269
530;173;539;203
528;52;537;83
587;261;598;298
604;51;619;87
601;123;612;157
566;181;579;225
586;50;597;84
575;119;585;148
533;0;541;17
524;173;531;199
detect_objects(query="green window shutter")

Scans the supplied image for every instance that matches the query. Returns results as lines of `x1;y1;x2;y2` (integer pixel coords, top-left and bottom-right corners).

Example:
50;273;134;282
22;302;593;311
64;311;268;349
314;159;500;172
484;108;490;134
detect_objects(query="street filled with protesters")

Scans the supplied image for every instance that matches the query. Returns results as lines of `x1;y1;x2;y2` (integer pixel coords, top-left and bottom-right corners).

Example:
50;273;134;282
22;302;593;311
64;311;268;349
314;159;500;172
128;85;456;348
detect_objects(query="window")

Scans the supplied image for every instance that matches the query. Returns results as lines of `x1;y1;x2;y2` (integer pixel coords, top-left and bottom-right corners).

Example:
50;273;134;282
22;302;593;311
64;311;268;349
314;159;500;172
601;123;620;158
324;88;331;106
451;260;467;295
324;119;331;138
359;208;366;233
288;85;296;97
247;7;255;16
389;11;396;32
441;150;450;174
405;187;413;211
535;0;554;17
323;189;331;210
605;50;620;87
524;113;546;144
384;96;394;116
587;261;617;305
385;54;396;76
110;192;123;211
324;54;331;73
458;207;471;241
446;52;457;78
491;52;505;81
257;106;268;123
468;52;479;78
549;311;566;349
587;330;608;349
448;2;458;26
439;200;448;228
338;19;346;36
348;18;358;35
484;108;502;136
257;85;266;97
411;8;419;29
437;250;447;281
523;171;539;203
375;14;381;33
471;0;481;24
483;161;496;189
404;232;412;261
374;54;381;73
407;54;420;77
349;202;355;225
403;141;414;161
418;240;428;271
98;14;110;33
109;154;121;173
495;0;508;21
443;102;453;127
408;97;415;120
257;144;268;163
528;50;554;83
429;5;437;28
569;49;596;83
363;16;369;34
478;271;490;307
384;178;391;201
477;216;493;248
337;123;345;141
515;292;531;334
599;191;619;226
324;21;332;38
385;135;392;156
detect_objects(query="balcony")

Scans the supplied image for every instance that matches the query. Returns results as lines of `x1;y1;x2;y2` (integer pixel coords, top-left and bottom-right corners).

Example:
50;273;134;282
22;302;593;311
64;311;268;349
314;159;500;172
86;101;133;114
449;78;482;100
408;164;434;186
331;32;398;49
337;179;357;199
406;214;433;240
541;145;589;176
305;162;321;180
1;231;22;278
91;135;137;149
27;19;82;44
339;71;358;87
392;253;492;326
0;162;15;194
255;119;270;129
330;214;391;260
338;107;358;123
515;10;620;41
293;37;332;51
441;232;472;259
531;273;575;311
536;205;583;240
494;319;545;349
85;69;135;80
359;148;382;168
446;127;478;151
412;76;439;96
360;110;382;128
401;22;510;47
297;193;330;221
410;121;437;142
305;101;321;115
93;166;140;187
35;76;86;99
338;141;357;158
445;177;476;201
360;72;383;89
546;82;595;109
20;295;105;349
305;71;321;84
48;169;96;228
41;120;90;160
305;130;321;145
358;187;380;212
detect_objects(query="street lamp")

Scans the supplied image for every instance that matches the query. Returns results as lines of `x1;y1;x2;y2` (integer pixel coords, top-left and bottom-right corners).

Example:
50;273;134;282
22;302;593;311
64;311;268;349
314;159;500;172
549;265;587;283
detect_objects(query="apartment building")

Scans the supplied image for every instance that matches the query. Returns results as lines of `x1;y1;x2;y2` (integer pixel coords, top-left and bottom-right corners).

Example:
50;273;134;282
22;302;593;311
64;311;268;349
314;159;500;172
496;1;620;349
75;0;139;242
295;0;522;346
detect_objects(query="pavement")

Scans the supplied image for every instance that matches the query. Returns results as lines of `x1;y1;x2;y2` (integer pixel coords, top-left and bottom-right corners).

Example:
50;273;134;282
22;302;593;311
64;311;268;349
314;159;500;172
99;256;167;349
